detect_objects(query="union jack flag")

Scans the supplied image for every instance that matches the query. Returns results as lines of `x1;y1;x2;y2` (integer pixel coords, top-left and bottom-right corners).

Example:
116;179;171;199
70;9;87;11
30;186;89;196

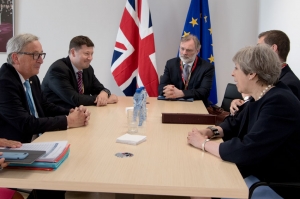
111;0;159;97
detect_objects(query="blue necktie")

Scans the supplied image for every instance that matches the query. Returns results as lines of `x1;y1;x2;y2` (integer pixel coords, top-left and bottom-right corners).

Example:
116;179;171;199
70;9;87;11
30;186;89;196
24;80;37;117
183;64;191;81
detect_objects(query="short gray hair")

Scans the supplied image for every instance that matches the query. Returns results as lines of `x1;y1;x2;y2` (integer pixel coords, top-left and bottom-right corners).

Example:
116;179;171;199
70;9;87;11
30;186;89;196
181;34;201;51
232;44;281;85
6;33;39;64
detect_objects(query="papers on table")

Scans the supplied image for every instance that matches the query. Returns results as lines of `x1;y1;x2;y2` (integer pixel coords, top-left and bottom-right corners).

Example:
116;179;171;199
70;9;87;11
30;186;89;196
7;141;70;171
116;133;147;145
8;141;68;162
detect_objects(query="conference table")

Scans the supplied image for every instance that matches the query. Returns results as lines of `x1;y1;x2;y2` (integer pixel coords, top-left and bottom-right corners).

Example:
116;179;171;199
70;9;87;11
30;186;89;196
0;97;248;198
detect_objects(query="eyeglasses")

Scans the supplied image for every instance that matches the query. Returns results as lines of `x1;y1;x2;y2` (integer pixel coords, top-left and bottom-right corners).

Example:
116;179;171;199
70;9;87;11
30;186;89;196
17;52;46;60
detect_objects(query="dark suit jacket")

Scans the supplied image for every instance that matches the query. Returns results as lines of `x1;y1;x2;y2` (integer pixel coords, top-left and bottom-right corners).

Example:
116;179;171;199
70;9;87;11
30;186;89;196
279;64;300;100
42;56;110;109
0;63;69;143
158;56;214;106
219;82;300;198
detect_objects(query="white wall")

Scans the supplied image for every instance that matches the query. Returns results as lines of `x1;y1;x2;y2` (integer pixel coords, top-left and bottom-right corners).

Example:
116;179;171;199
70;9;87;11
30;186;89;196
259;0;300;78
3;0;289;106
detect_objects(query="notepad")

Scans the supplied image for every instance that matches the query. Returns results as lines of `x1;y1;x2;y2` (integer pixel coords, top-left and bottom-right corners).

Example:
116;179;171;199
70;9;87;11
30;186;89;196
116;133;147;145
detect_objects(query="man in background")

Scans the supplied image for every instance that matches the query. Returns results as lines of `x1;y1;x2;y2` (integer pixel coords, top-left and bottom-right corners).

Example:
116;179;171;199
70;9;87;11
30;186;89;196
230;30;300;114
158;34;214;106
42;35;118;109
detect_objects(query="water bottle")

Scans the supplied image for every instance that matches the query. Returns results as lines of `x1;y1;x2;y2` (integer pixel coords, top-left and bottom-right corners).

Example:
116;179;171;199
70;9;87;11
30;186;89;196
133;87;147;126
133;87;142;124
140;87;147;121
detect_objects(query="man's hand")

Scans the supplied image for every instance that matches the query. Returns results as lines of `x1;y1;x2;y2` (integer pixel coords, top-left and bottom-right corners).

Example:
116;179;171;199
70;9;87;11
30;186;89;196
94;91;109;106
107;94;118;104
163;85;184;99
67;106;91;127
78;105;91;125
0;138;22;148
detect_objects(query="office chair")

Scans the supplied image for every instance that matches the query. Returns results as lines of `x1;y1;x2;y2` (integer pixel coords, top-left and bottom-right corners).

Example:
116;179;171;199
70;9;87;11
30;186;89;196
221;83;243;112
248;181;300;199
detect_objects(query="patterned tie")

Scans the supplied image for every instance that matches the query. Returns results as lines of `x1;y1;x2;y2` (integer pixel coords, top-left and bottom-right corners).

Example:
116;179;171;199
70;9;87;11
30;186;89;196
24;80;37;117
183;64;191;81
77;71;83;94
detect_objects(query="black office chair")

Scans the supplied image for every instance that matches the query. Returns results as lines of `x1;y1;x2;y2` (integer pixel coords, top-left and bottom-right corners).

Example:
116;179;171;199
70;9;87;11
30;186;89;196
248;181;300;199
221;83;243;112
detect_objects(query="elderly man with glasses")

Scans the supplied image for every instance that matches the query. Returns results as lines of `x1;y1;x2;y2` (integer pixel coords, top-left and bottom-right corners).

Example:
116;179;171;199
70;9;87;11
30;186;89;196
0;34;91;199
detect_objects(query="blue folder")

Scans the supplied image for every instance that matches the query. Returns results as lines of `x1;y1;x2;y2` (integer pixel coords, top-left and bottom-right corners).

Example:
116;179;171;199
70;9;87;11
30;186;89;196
9;149;70;170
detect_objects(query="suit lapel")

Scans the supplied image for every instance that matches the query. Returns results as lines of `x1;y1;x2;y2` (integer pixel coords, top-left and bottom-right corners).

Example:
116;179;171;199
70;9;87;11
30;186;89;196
65;56;80;92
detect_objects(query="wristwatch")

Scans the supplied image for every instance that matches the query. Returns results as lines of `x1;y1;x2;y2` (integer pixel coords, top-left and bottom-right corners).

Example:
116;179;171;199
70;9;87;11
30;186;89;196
207;126;220;139
102;88;111;98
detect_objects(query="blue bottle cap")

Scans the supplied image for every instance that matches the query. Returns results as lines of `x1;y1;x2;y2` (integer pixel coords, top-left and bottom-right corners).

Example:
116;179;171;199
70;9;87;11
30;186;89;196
135;88;142;93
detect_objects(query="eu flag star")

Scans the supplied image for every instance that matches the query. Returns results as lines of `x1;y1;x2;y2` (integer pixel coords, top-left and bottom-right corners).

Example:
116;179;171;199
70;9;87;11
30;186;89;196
189;17;198;27
208;54;214;63
182;31;190;37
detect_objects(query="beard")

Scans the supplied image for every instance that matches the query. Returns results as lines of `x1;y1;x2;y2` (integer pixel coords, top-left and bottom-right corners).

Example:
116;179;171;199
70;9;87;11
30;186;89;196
179;53;197;64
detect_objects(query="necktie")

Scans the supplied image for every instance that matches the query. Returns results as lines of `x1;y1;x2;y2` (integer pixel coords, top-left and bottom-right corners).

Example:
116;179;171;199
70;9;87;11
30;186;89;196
183;64;191;81
24;80;37;117
77;71;83;94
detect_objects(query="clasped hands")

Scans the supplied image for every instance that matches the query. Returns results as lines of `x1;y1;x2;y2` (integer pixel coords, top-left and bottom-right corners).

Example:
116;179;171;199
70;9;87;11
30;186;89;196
163;85;184;99
68;105;91;128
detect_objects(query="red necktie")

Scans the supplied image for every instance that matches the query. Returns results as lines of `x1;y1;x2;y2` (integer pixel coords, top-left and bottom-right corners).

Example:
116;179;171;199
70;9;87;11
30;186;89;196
77;71;83;94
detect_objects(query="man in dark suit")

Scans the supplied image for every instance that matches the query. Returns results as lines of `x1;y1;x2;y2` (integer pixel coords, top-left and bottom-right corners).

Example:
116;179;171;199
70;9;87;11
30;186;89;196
0;33;91;199
158;34;214;106
230;30;300;114
42;35;118;109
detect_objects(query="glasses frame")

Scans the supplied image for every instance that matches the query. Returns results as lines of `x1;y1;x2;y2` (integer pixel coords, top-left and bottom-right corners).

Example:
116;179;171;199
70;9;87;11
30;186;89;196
17;52;46;60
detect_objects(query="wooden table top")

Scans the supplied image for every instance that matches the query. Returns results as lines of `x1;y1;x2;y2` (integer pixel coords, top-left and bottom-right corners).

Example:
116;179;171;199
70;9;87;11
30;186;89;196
0;97;248;198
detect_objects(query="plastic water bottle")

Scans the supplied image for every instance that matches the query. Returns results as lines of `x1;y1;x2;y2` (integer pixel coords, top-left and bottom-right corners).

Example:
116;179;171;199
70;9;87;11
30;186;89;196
133;87;147;126
140;87;147;121
133;87;142;125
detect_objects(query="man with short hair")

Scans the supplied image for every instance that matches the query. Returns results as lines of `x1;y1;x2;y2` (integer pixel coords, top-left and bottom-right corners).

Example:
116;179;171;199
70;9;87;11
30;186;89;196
0;33;91;199
42;35;118;109
230;30;300;114
158;34;214;106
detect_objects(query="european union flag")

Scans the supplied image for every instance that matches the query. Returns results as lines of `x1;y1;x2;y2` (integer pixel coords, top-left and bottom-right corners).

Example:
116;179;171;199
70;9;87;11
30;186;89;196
181;0;218;104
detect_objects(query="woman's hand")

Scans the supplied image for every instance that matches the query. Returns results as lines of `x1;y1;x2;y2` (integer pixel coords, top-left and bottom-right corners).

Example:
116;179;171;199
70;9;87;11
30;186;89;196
187;128;209;149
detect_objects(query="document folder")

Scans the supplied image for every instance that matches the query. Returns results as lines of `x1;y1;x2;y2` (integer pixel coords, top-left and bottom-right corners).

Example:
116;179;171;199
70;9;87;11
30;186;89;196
0;149;46;164
162;113;216;124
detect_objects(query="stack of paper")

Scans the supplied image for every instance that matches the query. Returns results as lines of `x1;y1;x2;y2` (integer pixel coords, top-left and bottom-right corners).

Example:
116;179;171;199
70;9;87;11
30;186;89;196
8;141;70;171
116;133;147;145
